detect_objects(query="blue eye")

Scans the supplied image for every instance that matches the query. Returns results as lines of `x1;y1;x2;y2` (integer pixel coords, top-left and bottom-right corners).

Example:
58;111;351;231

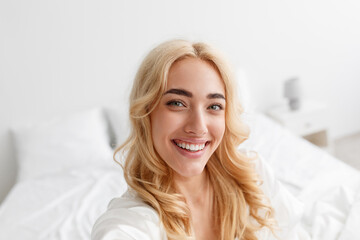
166;101;185;107
208;104;223;111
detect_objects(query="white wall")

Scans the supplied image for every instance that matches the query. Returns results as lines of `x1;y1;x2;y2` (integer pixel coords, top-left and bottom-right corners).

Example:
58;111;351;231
1;0;360;203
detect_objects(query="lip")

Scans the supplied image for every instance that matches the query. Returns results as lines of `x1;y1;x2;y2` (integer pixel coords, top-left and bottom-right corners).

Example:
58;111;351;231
171;139;209;159
173;138;209;144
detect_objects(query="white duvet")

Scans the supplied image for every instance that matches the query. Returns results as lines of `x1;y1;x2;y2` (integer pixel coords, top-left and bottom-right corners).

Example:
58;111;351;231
0;113;359;240
242;114;360;240
0;165;127;239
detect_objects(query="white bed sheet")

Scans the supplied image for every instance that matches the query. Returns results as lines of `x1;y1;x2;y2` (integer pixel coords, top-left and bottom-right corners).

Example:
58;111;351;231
242;113;360;239
0;165;127;240
0;113;359;240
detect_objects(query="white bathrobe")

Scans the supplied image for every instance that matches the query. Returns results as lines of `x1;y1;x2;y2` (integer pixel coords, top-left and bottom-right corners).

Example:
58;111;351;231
91;155;310;240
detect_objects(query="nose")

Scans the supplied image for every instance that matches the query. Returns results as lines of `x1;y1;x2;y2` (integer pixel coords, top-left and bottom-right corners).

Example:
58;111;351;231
184;108;208;136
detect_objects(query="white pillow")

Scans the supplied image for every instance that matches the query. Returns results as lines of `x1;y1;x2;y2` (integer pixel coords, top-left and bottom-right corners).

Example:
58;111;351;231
104;107;130;148
12;108;114;182
235;67;257;113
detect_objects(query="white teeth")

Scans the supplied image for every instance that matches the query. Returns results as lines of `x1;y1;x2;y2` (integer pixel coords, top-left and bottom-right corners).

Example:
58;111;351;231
175;141;206;152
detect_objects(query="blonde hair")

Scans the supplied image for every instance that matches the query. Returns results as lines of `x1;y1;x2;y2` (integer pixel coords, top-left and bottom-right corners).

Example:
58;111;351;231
115;39;276;239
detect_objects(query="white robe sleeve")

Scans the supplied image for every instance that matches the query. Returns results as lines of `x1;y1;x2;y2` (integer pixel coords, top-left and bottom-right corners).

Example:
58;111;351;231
91;195;167;240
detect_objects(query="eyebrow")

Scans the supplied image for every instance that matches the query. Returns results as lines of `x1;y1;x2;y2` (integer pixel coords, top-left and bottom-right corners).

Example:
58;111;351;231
164;88;192;97
207;93;226;100
164;88;225;100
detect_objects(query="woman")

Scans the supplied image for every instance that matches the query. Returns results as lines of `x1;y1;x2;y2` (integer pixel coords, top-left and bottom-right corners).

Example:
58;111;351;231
92;40;305;240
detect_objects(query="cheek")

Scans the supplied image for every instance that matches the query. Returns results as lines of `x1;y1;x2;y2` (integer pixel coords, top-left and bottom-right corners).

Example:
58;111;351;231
150;109;183;144
210;118;226;142
150;111;163;146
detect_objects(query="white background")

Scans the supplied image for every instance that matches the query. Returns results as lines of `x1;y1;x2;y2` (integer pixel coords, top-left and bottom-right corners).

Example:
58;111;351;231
1;0;359;203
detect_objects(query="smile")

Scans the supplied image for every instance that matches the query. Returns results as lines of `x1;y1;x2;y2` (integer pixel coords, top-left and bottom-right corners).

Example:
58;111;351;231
172;139;209;152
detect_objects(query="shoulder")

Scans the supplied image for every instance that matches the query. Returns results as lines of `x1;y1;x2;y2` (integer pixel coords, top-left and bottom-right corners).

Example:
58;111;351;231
91;190;167;240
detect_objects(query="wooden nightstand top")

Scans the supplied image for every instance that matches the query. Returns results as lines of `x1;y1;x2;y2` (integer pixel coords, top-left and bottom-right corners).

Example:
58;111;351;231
266;100;330;136
267;101;328;122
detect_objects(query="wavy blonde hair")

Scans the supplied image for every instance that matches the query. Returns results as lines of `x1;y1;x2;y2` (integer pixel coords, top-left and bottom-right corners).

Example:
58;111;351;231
115;39;276;239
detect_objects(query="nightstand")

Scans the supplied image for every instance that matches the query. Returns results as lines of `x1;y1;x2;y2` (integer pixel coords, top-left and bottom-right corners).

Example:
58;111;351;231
266;101;330;148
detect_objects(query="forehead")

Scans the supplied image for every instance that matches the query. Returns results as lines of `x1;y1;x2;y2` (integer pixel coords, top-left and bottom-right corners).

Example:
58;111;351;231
166;58;225;95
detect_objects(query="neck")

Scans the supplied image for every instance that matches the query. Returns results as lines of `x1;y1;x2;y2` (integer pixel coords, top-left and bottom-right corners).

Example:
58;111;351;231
173;168;211;205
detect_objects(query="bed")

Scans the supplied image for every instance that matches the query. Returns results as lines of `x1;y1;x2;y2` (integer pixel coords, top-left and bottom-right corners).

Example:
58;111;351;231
0;108;359;240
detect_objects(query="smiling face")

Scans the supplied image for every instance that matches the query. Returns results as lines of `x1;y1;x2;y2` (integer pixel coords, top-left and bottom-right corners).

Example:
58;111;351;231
150;57;226;179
